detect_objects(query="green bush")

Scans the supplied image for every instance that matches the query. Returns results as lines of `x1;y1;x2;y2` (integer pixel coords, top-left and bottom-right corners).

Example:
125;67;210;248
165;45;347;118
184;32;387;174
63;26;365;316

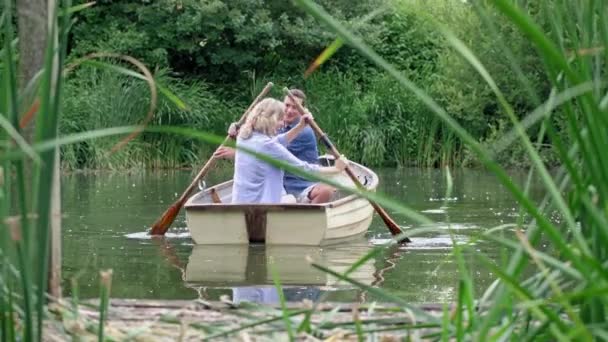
69;0;385;85
61;0;557;169
420;0;549;163
303;69;433;167
61;68;238;169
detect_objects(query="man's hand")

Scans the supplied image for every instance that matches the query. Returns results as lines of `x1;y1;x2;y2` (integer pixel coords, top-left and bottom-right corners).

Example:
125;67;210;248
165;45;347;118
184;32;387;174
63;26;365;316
299;108;315;126
302;110;314;123
213;146;236;160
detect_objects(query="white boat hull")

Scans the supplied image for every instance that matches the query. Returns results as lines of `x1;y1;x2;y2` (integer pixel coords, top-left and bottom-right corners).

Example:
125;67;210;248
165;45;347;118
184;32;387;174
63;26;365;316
185;160;379;246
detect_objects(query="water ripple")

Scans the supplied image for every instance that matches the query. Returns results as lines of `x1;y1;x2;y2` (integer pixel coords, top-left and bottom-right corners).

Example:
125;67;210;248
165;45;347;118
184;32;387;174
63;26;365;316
125;230;191;239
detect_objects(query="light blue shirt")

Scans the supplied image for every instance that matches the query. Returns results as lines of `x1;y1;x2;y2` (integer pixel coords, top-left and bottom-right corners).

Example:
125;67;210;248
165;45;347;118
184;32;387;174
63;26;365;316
232;132;321;204
232;287;279;304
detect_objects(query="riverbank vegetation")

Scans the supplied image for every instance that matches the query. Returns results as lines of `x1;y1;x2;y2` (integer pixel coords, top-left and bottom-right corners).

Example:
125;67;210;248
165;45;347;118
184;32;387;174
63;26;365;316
2;0;607;340
61;0;554;169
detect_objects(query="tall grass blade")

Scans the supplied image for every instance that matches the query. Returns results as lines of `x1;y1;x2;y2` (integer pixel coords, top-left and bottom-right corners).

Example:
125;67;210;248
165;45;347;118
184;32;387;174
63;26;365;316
471;2;542;107
269;257;294;341
441;304;449;342
515;230;591;339
293;0;586;273
481;234;582;280
353;306;364;342
440;28;589;257
0;115;39;162
343;245;386;276
98;270;112;342
34;1;72;338
4;122;434;233
476;254;567;333
304;6;386;77
201;309;309;341
0;263;11;342
309;261;441;324
490;0;577;82
2;0;36;339
61;1;95;16
489;82;595;156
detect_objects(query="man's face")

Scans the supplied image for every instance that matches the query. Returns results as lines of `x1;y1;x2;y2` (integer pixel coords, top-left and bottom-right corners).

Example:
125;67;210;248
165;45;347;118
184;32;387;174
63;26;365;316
283;96;303;125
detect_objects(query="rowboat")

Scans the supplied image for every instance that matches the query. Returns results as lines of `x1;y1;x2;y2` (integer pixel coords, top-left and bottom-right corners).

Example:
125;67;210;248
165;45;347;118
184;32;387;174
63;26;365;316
184;240;376;287
184;157;378;245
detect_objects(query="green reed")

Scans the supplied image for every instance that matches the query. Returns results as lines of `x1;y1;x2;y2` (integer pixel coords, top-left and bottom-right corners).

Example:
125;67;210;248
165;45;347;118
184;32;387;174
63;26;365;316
0;0;182;340
2;0;607;340
285;0;608;339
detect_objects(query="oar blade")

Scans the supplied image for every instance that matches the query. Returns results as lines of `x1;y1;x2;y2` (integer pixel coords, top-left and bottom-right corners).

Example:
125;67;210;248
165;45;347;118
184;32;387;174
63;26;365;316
149;201;183;235
376;206;411;243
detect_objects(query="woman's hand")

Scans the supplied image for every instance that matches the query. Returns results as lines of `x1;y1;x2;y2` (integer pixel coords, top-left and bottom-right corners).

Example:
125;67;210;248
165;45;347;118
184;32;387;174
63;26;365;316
285;109;314;144
213;146;236;159
317;155;349;175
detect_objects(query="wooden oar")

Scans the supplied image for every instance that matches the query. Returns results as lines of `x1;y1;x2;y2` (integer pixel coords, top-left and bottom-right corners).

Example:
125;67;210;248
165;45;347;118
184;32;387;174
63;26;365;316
149;82;274;235
285;89;411;243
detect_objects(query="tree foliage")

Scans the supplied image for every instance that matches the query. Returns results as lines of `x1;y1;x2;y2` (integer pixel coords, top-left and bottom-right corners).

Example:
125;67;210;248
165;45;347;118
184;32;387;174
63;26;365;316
70;0;386;83
63;0;551;168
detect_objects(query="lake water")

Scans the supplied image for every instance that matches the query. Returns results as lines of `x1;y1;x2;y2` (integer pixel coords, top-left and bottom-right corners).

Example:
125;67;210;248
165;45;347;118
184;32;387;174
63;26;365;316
61;167;543;304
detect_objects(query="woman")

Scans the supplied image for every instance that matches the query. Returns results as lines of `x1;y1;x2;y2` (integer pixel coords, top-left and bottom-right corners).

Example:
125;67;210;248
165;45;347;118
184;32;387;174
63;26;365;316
232;98;346;204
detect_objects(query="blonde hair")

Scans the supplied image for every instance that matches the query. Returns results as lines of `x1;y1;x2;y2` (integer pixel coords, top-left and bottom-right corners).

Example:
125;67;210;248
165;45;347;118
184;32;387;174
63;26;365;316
238;98;285;139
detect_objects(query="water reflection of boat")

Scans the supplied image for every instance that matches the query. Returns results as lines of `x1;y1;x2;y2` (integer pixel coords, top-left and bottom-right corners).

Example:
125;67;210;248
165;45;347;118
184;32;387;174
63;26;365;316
184;240;377;288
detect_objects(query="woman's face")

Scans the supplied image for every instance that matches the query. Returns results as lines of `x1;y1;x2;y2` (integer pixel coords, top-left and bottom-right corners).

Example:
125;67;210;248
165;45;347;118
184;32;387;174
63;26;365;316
273;113;285;134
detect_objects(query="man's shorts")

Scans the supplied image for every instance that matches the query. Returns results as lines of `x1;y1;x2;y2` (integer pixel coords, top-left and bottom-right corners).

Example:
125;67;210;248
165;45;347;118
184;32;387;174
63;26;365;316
296;184;317;204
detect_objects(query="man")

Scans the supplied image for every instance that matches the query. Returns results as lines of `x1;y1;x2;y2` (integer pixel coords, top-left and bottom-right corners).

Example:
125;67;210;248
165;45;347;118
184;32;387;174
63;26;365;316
214;89;336;203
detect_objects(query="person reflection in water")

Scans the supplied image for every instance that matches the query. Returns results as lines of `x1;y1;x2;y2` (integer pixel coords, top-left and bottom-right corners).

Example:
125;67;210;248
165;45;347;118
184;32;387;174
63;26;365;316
232;286;321;304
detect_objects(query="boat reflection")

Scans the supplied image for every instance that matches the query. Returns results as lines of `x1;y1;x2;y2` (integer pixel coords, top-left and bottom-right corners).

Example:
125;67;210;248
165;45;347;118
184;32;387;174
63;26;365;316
184;240;377;288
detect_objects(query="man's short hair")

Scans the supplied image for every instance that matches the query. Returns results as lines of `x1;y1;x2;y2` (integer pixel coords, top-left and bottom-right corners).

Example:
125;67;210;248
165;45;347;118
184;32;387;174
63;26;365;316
289;88;306;106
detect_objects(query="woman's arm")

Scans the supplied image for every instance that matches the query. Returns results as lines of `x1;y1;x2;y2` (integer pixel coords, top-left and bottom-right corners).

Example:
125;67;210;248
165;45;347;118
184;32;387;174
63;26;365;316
316;157;347;174
267;141;347;175
283;112;314;144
